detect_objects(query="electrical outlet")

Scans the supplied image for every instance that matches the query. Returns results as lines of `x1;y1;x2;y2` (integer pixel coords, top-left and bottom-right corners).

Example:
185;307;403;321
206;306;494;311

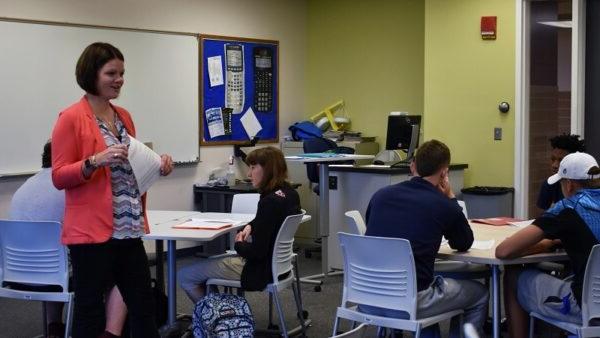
494;127;502;140
329;176;337;190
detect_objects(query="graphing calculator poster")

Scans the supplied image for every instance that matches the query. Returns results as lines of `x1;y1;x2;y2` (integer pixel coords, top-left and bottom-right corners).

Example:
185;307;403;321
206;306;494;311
200;35;278;145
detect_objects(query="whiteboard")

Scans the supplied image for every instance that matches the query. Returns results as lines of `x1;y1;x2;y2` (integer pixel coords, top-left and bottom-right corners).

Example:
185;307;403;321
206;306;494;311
0;20;199;176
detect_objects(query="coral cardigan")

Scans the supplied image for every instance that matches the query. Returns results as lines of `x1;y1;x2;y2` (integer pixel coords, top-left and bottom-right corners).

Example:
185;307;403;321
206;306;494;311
51;96;149;245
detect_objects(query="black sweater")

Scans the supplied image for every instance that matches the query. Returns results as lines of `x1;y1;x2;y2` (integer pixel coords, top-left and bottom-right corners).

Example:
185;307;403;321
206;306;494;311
234;184;301;290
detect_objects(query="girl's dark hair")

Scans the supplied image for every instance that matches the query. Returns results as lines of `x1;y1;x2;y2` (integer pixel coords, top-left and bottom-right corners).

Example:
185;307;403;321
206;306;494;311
75;42;124;95
245;146;288;192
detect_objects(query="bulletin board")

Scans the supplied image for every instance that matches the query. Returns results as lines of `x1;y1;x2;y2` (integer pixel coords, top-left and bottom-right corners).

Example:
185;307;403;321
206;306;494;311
200;35;279;145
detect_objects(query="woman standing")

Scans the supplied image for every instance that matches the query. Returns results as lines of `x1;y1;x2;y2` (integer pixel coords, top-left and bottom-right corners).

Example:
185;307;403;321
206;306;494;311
178;146;301;302
51;42;173;338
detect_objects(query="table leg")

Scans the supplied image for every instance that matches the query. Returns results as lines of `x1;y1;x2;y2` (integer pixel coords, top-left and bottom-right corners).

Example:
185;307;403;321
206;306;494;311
492;265;501;338
318;163;329;276
299;163;340;288
155;240;164;294
167;240;177;325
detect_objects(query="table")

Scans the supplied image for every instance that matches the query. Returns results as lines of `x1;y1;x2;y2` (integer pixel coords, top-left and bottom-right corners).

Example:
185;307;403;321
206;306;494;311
145;210;312;326
145;210;255;325
437;223;568;338
285;154;374;285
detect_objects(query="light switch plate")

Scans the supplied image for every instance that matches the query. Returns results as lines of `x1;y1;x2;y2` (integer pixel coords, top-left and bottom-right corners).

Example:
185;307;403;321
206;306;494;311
494;127;502;140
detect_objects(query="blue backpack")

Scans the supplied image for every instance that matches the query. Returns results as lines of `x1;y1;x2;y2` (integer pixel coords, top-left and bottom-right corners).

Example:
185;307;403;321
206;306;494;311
192;293;255;338
289;121;323;141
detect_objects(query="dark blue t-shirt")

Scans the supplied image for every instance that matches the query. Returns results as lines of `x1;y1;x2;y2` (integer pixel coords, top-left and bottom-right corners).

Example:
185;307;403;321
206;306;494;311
365;176;474;291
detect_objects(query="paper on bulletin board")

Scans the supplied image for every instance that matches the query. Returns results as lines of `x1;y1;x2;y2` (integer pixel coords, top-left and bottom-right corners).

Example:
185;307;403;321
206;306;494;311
207;56;223;87
128;136;161;195
205;107;225;138
240;107;262;138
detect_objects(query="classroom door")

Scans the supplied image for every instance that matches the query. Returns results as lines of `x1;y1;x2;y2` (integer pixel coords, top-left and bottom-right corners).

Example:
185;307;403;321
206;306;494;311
516;0;585;218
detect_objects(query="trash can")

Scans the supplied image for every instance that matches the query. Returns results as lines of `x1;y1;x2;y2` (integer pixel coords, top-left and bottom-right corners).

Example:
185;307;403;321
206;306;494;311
460;186;515;219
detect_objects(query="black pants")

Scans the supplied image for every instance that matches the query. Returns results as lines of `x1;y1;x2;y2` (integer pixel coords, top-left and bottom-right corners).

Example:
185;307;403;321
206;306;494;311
69;238;159;338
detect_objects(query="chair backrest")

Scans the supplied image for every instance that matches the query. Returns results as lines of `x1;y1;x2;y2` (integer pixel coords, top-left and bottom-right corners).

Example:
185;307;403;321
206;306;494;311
302;137;338;183
582;244;600;324
344;210;366;235
338;232;418;319
329;323;369;338
231;193;260;215
0;220;68;291
457;200;469;219
271;211;306;281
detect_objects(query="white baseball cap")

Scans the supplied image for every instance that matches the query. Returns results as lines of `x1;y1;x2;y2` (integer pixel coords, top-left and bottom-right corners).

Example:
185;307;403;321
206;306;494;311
547;152;600;185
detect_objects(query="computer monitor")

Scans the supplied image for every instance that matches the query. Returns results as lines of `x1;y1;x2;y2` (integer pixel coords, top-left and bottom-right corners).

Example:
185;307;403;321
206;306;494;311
385;114;421;160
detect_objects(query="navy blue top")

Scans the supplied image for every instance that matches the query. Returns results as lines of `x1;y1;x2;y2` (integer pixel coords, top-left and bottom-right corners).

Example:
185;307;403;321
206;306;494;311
365;177;474;291
536;181;564;210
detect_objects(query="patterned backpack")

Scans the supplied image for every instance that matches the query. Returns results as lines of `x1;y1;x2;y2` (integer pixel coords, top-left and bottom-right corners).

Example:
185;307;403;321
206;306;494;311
193;293;255;338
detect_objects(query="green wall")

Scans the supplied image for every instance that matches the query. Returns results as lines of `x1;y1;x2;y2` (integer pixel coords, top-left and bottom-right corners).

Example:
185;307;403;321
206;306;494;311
307;0;516;188
306;0;425;144
424;0;515;187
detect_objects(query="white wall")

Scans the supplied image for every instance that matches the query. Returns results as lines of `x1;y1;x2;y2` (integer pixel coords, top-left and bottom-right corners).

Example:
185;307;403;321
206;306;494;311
0;0;307;217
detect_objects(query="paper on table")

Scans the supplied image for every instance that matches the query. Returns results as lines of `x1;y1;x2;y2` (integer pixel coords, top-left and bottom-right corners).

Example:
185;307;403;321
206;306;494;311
128;137;161;194
207;56;224;87
471;240;495;250
240;107;262;138
508;219;535;228
189;218;245;226
205;107;225;138
173;219;232;230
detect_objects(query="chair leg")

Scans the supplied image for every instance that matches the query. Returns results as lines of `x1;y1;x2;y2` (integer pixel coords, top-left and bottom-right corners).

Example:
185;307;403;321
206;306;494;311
268;292;275;328
291;281;307;336
65;296;74;338
415;325;421;338
332;316;340;337
293;256;306;313
271;289;289;338
529;316;534;338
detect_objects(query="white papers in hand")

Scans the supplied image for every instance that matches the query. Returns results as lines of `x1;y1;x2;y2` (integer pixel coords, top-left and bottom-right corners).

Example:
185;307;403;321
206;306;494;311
508;219;535;228
471;240;495;250
205;107;225;138
128;137;161;195
207;56;224;87
240;107;262;138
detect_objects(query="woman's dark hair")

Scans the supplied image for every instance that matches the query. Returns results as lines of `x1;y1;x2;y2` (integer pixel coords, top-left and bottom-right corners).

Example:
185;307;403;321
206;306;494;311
75;42;124;95
550;134;585;153
245;146;289;192
42;141;52;168
414;139;451;177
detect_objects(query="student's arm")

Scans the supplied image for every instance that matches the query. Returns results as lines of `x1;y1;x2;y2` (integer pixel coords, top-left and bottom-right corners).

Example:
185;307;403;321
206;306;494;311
495;225;552;259
234;197;278;260
444;205;474;252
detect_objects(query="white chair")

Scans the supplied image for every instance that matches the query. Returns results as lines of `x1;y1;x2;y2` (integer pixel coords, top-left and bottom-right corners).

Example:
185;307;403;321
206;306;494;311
231;193;260;214
0;220;73;338
529;244;600;338
330;323;370;338
207;212;309;338
344;210;366;235
333;232;463;338
457;200;469;219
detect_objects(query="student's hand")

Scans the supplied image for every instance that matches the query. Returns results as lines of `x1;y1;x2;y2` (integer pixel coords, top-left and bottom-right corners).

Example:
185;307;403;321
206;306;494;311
160;154;173;176
437;170;455;199
236;225;252;242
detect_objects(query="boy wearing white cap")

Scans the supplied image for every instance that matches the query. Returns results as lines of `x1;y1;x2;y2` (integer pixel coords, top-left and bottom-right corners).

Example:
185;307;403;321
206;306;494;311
495;152;600;338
